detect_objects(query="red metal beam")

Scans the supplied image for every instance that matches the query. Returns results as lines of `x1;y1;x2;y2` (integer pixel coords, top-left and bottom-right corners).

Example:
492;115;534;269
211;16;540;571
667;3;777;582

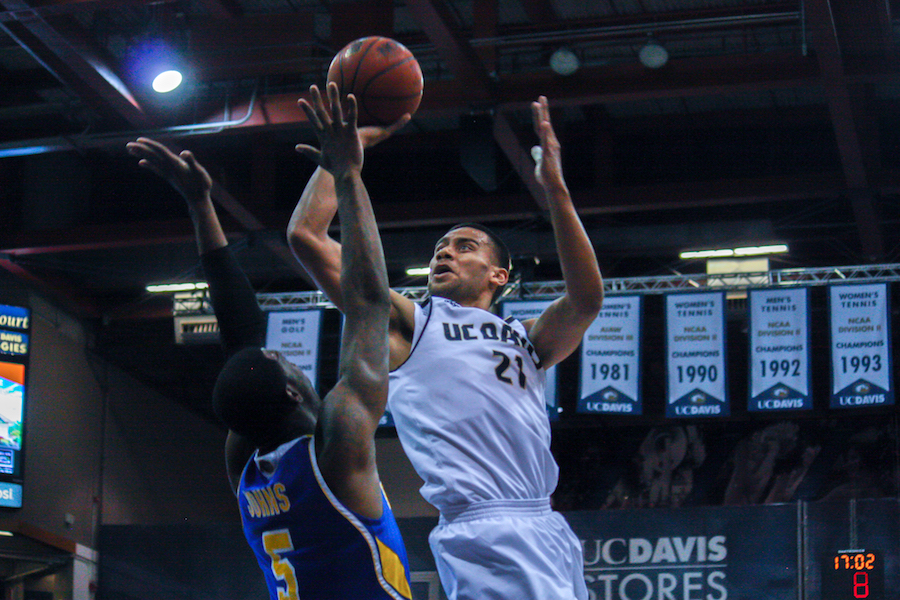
0;256;100;317
0;1;146;127
404;0;495;100
0;170;874;254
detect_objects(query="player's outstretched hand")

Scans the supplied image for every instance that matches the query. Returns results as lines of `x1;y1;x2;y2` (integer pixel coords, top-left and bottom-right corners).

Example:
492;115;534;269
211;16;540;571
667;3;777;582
126;137;212;205
295;82;364;177
531;95;565;190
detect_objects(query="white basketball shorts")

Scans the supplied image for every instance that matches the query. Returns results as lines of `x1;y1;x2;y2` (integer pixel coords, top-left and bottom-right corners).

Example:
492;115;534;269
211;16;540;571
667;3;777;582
428;498;588;600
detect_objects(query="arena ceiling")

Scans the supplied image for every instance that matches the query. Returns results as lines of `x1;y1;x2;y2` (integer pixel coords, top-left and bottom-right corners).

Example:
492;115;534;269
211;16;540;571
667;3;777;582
1;0;900;409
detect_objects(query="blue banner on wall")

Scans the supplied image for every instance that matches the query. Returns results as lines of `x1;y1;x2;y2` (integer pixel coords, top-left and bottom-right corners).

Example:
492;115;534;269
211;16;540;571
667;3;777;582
265;309;323;391
828;283;894;409
665;292;728;418
578;295;642;415
748;287;812;411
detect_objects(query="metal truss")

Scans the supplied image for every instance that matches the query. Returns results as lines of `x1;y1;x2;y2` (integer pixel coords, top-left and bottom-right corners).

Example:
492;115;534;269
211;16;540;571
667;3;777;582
173;264;900;316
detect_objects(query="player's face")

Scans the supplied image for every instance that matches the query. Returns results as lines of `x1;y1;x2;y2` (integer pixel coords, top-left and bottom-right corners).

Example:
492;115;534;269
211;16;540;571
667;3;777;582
427;227;507;304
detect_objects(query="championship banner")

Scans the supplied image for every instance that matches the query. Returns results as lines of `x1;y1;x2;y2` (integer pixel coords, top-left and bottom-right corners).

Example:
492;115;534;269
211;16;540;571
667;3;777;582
747;288;812;411
578;295;642;415
665;292;728;418
829;283;894;408
501;299;559;421
265;309;324;391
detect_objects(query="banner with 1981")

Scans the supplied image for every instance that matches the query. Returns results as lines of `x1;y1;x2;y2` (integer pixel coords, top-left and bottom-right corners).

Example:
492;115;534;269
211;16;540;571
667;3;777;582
665;292;728;418
502;299;559;420
748;288;812;411
578;295;642;415
829;283;893;408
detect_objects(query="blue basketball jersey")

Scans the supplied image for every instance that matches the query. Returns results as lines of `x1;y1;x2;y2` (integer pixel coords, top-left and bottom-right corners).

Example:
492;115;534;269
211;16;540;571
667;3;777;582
238;436;412;600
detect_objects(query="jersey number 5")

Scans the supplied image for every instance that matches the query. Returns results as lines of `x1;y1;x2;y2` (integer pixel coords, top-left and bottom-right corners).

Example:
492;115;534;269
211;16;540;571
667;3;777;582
263;529;299;600
493;350;527;388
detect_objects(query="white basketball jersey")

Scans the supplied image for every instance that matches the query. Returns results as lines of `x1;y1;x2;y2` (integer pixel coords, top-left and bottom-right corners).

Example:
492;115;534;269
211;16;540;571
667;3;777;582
388;296;559;512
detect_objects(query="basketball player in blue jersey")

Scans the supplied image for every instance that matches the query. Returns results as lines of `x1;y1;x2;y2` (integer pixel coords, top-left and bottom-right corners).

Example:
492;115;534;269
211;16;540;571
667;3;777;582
126;83;412;600
288;96;603;600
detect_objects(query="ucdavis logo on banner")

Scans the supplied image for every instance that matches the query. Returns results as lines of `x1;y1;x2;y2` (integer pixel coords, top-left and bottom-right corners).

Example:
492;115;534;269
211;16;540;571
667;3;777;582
748;288;812;411
665;292;728;417
567;504;798;600
578;295;642;415
265;309;324;392
828;283;894;408
501;299;559;420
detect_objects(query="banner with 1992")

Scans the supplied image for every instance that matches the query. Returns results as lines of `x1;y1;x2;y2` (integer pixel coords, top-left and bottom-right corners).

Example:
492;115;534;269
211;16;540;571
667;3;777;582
829;283;893;409
748;287;812;412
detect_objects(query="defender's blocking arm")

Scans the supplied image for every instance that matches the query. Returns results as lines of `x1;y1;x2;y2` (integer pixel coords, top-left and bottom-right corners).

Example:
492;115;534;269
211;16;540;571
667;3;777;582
126;137;267;356
288;108;416;368
294;84;391;511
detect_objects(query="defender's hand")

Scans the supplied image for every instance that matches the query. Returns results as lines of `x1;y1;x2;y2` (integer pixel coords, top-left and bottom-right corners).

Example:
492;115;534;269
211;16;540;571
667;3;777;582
126;137;213;204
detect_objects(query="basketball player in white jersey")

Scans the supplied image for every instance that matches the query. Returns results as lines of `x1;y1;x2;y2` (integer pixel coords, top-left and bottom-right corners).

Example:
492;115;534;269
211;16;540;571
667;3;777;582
288;96;603;599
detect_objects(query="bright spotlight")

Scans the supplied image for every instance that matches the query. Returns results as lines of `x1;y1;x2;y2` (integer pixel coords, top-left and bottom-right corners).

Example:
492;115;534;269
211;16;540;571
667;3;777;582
152;69;183;93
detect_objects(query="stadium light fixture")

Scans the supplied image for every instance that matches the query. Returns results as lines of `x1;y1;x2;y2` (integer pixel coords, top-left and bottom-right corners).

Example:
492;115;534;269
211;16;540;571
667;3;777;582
146;282;209;293
680;244;788;260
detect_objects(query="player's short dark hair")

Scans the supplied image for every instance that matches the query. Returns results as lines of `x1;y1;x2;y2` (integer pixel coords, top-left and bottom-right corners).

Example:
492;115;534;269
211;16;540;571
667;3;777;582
448;222;511;271
212;347;296;440
448;222;511;304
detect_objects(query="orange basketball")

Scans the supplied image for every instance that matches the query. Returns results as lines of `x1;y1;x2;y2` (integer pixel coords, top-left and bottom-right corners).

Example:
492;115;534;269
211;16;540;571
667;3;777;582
326;36;423;126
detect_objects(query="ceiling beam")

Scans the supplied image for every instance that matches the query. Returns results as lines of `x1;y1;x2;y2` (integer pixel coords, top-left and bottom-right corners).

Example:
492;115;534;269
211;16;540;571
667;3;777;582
0;170;881;256
804;0;883;260
0;256;100;317
0;0;177;21
0;0;147;127
404;0;495;101
517;0;556;25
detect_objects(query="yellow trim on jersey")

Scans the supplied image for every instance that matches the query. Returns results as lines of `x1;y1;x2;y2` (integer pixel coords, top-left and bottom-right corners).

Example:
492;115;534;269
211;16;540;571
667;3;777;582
307;437;412;600
377;538;412;599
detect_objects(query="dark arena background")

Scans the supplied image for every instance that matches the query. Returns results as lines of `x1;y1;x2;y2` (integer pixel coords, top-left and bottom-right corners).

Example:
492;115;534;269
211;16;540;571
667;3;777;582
1;0;900;599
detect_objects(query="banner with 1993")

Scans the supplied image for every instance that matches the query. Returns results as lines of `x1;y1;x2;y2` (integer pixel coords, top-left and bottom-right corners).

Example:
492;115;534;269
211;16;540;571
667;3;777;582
829;283;893;409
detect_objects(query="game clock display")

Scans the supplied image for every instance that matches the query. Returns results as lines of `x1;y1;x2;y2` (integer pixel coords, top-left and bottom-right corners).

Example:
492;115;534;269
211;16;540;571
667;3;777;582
823;550;883;599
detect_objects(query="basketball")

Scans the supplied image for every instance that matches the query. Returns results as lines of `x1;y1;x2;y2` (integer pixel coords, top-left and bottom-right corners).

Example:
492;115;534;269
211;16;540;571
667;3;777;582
326;36;423;126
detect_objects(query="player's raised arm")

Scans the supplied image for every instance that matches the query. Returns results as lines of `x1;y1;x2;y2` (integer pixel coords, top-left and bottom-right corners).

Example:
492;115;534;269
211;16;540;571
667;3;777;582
287;112;410;312
126;137;224;256
125;138;267;356
288;103;416;368
126;137;267;488
525;96;604;368
294;84;390;507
